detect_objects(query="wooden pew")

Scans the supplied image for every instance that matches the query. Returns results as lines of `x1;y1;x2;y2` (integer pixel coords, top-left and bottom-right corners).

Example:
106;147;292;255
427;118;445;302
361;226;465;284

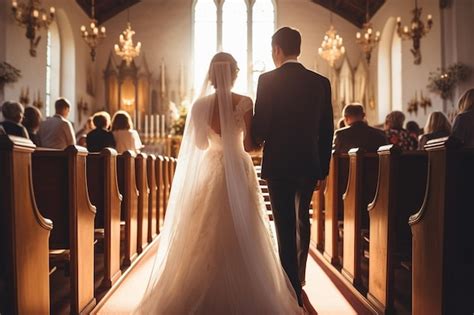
86;148;122;288
147;154;158;242
136;153;150;253
162;156;170;217
323;152;349;265
342;149;379;287
32;146;96;315
155;155;165;233
311;179;325;251
117;151;139;266
409;138;474;315
0;136;52;315
367;145;427;314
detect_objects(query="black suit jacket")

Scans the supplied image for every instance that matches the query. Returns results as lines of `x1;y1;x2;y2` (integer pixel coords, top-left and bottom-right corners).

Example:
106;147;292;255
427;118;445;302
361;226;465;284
0;120;29;139
252;62;334;180
332;121;387;153
86;128;116;152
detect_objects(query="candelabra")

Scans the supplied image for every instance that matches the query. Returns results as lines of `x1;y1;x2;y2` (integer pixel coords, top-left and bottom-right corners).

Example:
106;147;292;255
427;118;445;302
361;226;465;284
114;8;141;66
396;0;433;65
356;0;380;64
80;0;106;61
11;0;55;57
318;25;345;68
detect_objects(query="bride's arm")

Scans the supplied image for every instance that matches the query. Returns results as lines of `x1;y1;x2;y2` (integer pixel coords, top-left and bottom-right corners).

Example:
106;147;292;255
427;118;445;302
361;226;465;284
244;109;259;152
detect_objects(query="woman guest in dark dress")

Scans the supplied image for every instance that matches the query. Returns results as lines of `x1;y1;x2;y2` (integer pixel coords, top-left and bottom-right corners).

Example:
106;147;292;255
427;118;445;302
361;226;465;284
384;110;418;150
0;101;29;139
406;120;422;139
452;88;474;148
418;111;452;149
86;111;116;152
22;106;42;145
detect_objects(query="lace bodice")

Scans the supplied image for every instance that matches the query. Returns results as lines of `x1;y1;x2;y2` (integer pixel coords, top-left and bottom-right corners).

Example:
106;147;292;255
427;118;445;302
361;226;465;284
208;96;253;150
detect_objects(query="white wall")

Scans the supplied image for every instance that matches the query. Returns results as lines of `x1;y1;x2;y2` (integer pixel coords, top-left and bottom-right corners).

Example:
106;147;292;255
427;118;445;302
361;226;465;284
1;0;96;129
369;0;443;125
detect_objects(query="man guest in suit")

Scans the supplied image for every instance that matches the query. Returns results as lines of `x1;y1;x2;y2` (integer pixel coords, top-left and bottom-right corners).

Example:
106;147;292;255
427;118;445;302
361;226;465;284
252;27;334;307
333;103;387;153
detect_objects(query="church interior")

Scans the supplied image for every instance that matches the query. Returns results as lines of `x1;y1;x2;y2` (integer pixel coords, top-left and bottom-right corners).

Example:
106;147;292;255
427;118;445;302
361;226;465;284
1;0;473;314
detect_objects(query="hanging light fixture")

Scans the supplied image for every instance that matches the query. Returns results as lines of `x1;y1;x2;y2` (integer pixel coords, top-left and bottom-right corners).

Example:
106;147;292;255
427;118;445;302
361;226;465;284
356;0;380;64
114;7;141;66
318;7;345;68
396;0;433;65
11;0;56;57
80;0;106;61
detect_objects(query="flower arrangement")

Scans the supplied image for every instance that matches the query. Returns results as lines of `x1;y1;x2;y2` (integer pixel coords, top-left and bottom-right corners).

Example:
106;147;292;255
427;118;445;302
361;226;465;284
427;63;470;100
170;105;188;136
0;62;21;85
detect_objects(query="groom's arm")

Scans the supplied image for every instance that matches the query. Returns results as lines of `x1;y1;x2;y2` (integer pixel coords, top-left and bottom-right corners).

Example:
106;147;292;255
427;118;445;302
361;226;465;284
252;75;272;147
318;78;334;178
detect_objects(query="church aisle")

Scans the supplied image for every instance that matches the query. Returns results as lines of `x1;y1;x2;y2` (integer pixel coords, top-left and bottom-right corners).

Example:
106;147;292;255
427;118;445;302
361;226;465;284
94;239;357;315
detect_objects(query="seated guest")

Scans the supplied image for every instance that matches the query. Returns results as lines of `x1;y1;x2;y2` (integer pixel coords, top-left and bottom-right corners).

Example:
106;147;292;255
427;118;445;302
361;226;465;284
86;111;116;152
406;120;422;138
22;106;42;145
418;111;451;149
333;103;387;153
111;110;143;153
38;98;76;149
76;116;94;146
0;101;29;138
0;125;5;135
337;117;346;129
384;111;417;150
452;88;474;148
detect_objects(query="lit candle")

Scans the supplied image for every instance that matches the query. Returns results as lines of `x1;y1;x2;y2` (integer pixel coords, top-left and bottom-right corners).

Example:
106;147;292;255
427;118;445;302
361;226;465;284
396;16;401;23
50;7;55;14
403;26;409;33
149;115;154;140
101;26;106;33
137;111;141;131
145;114;149;138
427;14;432;20
90;22;95;29
93;28;99;35
81;25;86;32
161;60;166;94
179;62;185;99
33;10;39;18
12;1;17;8
161;115;165;137
356;32;361;39
155;114;160;139
133;111;136;128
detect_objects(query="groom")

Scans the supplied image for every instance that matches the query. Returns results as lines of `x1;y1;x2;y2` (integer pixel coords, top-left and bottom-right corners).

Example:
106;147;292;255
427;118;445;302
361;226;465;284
252;27;334;306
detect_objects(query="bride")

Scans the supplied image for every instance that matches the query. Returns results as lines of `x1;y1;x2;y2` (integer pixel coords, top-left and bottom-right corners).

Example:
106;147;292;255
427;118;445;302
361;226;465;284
135;52;302;314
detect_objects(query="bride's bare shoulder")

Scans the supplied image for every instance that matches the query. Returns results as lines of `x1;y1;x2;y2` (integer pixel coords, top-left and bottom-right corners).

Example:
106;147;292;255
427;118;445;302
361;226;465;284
232;93;253;105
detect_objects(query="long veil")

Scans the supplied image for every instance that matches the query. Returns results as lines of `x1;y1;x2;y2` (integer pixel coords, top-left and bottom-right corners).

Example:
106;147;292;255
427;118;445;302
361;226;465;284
135;61;300;314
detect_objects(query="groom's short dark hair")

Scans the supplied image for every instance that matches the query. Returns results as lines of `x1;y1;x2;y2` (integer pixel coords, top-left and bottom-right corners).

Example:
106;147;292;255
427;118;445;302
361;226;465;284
272;27;301;56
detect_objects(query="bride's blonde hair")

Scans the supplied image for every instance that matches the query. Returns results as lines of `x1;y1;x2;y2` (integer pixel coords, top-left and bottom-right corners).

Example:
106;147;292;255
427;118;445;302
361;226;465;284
208;52;239;89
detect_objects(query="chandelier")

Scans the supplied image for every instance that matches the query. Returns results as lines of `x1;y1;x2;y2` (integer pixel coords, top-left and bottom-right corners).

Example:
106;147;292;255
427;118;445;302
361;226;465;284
11;0;55;57
114;9;141;66
319;25;345;68
356;0;380;64
80;0;106;61
396;0;433;65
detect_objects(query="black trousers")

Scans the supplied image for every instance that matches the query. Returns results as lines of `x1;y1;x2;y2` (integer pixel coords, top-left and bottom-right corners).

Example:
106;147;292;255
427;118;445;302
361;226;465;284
267;178;316;306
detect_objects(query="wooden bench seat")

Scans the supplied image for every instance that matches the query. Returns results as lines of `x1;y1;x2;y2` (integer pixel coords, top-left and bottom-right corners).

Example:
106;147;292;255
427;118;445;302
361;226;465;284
117;151;139;266
32;145;96;315
86;148;123;288
409;137;474;314
147;154;158;242
323;152;349;265
367;145;428;314
0;135;53;315
155;155;165;233
342;148;379;288
136;153;150;253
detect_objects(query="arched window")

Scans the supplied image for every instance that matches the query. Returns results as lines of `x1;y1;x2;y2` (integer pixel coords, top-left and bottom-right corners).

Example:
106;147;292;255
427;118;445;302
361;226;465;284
252;0;275;95
222;0;248;94
45;21;61;116
193;0;217;95
391;29;402;111
192;0;275;98
377;17;396;123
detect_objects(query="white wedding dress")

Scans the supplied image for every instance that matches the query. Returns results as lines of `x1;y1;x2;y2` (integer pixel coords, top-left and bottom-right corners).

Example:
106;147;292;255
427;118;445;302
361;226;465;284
135;62;301;314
